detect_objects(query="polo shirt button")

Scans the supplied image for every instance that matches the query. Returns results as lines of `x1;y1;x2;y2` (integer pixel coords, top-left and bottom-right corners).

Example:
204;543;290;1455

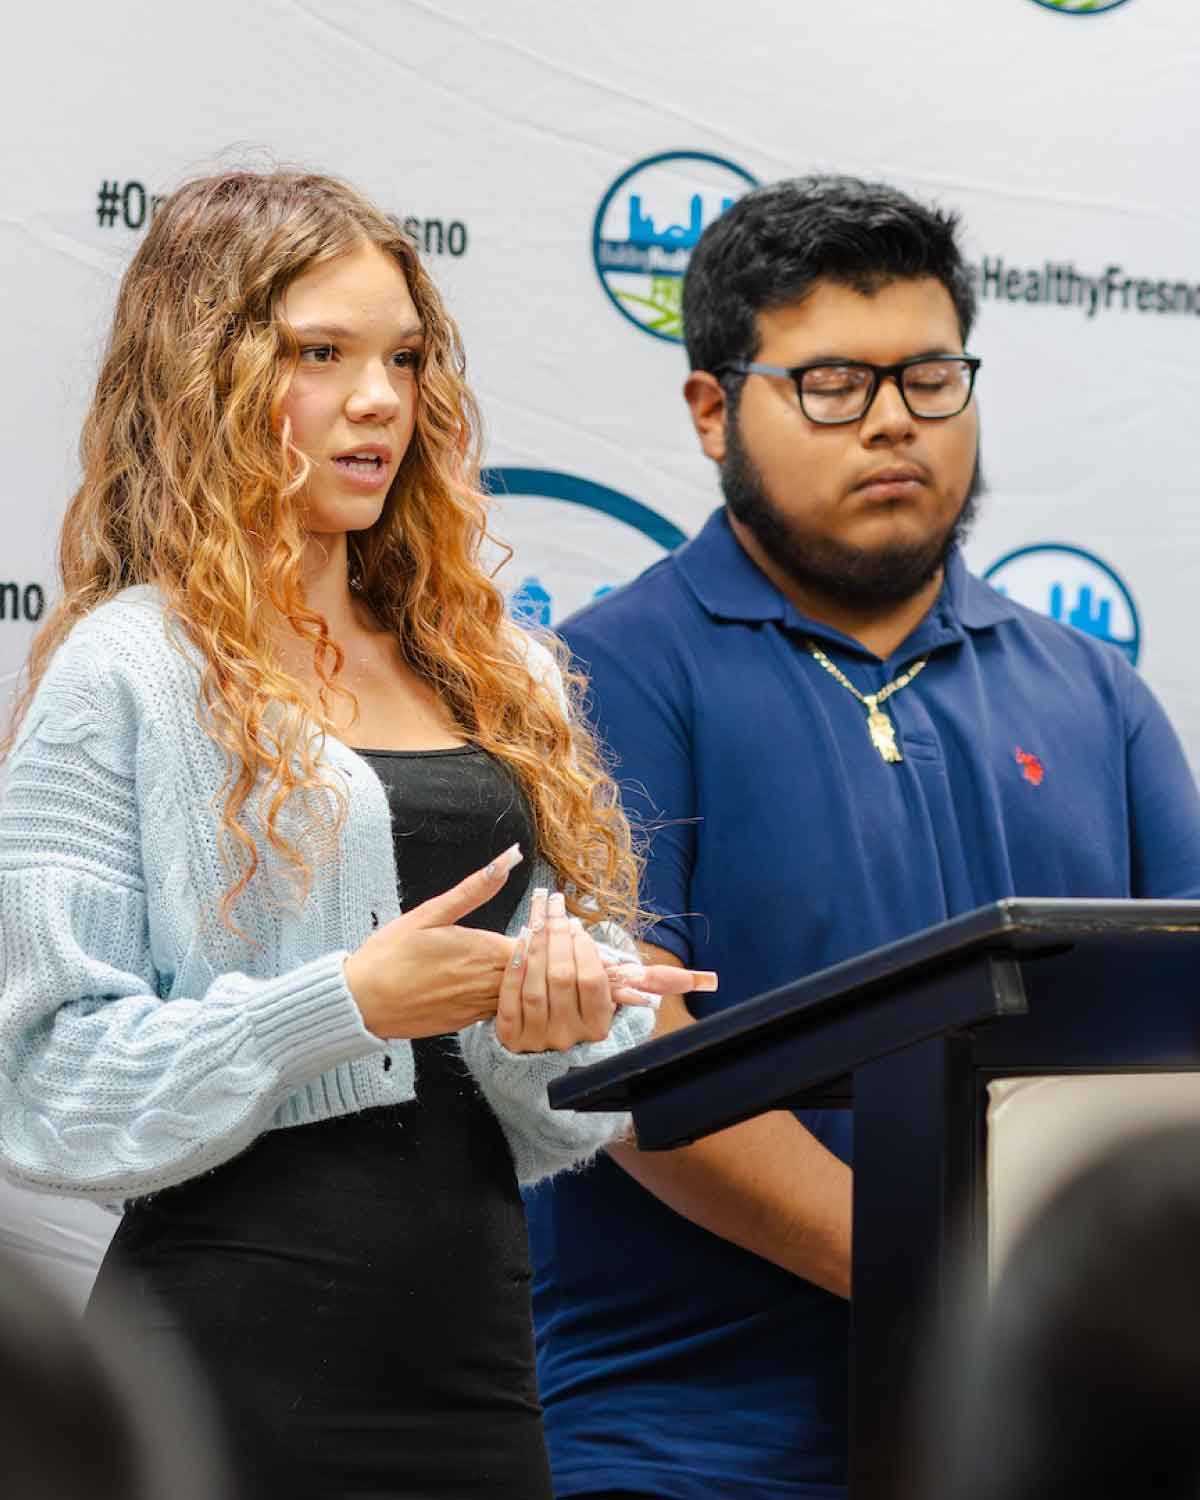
370;911;379;929
382;1054;392;1073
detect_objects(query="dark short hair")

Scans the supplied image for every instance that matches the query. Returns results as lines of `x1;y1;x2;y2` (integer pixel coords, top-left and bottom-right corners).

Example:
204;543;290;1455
682;175;976;376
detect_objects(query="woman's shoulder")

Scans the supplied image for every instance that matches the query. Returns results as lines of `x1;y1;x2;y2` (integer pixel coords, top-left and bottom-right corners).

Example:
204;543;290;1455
504;618;556;674
17;588;200;755
501;619;568;707
57;586;196;680
70;582;169;643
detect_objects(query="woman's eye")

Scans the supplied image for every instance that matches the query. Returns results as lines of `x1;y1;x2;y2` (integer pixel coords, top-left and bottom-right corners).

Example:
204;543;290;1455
300;345;336;363
391;349;420;370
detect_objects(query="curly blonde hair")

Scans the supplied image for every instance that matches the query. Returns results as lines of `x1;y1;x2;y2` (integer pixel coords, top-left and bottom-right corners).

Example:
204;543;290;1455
6;169;642;931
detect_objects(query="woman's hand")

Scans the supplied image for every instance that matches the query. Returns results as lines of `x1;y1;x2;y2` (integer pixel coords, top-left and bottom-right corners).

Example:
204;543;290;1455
604;959;718;1007
343;845;523;1039
495;889;719;1053
496;891;612;1052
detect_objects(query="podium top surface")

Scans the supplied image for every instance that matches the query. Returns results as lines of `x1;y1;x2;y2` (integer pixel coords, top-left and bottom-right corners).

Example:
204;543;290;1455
550;898;1200;1113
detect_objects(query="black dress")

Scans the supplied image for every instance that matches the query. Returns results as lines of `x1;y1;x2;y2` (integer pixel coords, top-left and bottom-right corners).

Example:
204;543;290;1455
87;746;549;1500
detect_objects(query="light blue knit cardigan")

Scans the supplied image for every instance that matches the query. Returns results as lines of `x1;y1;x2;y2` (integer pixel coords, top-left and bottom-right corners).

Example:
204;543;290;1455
0;588;649;1199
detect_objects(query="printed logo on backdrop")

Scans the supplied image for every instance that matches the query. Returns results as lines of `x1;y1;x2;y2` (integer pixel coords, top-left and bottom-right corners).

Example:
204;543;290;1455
968;258;1200;319
592;152;758;343
481;468;687;629
1029;0;1131;14
984;544;1140;665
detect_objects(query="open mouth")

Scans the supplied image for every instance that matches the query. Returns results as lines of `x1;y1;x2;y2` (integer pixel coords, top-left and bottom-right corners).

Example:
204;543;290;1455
334;455;385;472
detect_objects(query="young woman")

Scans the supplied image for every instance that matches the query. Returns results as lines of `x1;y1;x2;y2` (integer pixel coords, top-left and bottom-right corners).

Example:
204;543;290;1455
0;170;712;1499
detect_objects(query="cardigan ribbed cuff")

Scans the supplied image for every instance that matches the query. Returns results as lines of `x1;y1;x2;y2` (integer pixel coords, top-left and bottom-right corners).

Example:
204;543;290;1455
244;950;384;1088
472;1012;632;1074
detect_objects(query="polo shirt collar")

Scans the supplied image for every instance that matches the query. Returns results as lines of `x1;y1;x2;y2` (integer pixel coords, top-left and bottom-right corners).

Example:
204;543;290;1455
675;506;1018;637
947;548;1020;629
674;507;791;623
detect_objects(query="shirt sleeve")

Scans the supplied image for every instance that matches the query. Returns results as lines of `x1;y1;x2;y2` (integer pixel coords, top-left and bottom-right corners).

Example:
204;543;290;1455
1121;662;1200;897
562;607;698;964
0;668;382;1201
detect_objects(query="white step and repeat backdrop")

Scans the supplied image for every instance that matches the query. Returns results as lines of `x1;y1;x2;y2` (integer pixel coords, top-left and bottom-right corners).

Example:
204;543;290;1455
0;0;1197;1289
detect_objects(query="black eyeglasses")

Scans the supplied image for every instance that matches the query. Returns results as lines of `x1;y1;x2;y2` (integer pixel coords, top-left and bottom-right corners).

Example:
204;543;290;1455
715;355;981;425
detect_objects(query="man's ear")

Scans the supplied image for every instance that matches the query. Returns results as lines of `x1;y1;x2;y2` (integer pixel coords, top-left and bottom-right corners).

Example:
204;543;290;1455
683;371;728;464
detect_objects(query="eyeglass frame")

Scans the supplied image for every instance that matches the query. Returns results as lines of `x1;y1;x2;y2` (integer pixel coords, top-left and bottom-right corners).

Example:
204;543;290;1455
714;354;982;425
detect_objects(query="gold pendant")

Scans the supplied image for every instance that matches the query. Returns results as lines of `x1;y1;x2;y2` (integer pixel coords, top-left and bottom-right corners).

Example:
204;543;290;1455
867;707;903;763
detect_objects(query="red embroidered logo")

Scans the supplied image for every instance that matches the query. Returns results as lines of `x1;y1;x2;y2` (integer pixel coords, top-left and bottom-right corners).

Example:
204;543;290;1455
1015;746;1044;786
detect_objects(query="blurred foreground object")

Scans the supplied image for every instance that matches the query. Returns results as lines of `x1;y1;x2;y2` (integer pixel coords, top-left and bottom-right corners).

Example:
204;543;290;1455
0;1173;115;1312
939;1121;1200;1500
0;1249;231;1500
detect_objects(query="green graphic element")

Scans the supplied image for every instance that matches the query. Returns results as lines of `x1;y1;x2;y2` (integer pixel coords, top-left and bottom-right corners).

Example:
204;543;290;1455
616;275;684;337
1032;0;1130;11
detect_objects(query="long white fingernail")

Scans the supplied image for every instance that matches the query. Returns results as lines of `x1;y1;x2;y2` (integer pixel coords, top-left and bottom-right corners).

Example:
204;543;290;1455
487;844;523;879
624;989;661;1009
512;927;530;967
547;892;566;918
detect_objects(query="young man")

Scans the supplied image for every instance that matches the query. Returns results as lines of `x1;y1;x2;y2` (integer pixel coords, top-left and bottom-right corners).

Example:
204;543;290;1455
524;177;1200;1500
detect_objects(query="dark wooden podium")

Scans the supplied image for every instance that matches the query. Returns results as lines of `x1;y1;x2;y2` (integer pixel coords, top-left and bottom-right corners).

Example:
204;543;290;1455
549;899;1200;1498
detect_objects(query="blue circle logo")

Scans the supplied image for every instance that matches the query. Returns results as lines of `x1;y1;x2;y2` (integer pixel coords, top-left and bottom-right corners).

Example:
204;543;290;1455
592;151;758;344
482;467;687;628
983;543;1140;664
1029;0;1131;13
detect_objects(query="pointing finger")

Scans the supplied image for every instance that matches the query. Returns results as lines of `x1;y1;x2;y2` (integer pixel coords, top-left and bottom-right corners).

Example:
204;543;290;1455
604;963;718;995
405;844;523;930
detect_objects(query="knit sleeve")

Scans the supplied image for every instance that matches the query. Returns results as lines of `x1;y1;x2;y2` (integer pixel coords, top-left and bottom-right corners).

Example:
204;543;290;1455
0;670;381;1201
457;855;655;1186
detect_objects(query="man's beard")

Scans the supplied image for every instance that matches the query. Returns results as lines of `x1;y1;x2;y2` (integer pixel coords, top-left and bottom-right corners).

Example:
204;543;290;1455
719;417;981;611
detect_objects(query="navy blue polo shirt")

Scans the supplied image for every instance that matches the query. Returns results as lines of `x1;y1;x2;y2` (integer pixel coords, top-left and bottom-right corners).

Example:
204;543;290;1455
526;506;1200;1500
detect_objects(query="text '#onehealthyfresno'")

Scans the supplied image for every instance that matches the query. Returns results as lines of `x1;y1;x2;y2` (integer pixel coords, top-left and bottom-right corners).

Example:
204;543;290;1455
94;181;469;257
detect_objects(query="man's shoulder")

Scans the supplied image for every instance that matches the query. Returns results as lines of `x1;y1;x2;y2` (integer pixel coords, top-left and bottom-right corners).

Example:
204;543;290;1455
556;558;706;724
964;569;1136;686
560;554;698;656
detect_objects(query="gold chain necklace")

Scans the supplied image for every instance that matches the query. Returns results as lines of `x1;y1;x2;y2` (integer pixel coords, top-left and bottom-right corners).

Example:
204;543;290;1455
805;639;929;764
